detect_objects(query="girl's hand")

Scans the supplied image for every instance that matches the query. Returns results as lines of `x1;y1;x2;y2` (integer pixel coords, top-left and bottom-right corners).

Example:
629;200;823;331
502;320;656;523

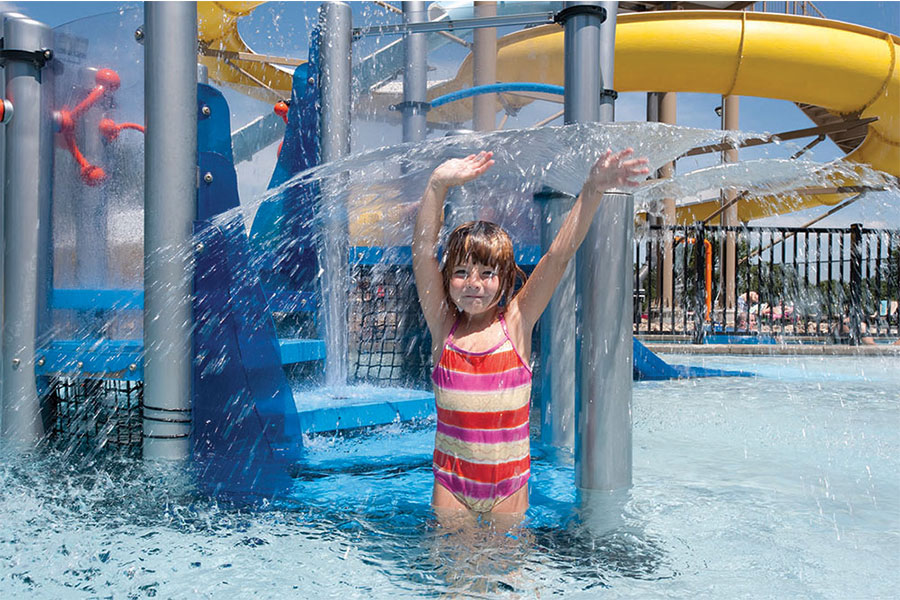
429;151;495;189
584;148;650;195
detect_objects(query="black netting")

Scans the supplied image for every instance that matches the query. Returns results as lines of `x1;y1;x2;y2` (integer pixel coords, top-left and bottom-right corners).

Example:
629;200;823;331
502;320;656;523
46;378;143;456
350;265;431;387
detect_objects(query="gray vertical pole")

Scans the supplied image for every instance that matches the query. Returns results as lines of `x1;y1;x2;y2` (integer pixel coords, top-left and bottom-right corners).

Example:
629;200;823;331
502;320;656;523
142;1;197;460
562;2;601;125
649;92;676;313
721;95;739;313
537;188;576;449
472;1;497;131
544;0;605;453
540;1;604;452
565;1;633;492
1;15;53;445
318;2;352;386
402;1;427;143
0;11;19;420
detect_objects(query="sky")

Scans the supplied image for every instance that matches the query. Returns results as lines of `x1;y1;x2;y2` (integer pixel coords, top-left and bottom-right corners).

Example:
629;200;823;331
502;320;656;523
4;0;899;227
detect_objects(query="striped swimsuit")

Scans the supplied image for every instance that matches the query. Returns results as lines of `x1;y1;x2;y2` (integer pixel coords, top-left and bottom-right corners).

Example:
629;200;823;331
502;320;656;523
431;313;532;512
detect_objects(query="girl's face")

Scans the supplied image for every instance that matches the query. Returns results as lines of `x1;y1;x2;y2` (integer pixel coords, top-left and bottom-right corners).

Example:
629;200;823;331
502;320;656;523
448;258;500;315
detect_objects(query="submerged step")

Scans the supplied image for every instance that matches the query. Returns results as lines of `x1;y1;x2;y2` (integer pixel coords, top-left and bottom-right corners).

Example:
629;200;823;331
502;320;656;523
292;386;435;434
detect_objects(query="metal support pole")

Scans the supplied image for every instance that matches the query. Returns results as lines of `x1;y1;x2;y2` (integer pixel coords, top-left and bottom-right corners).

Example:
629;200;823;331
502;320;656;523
536;188;576;449
318;1;352;386
596;1;617;123
142;1;197;460
576;190;634;491
1;14;53;446
648;91;676;312
562;2;602;125
539;0;604;452
721;95;739;312
564;1;633;492
402;1;427;143
0;10;19;421
472;1;497;131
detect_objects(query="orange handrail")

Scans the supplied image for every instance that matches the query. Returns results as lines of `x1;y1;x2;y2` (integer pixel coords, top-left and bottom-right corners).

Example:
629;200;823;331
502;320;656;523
675;236;713;321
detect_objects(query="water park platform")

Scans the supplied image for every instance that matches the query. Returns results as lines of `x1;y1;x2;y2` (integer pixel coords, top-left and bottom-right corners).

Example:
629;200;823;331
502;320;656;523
0;1;896;501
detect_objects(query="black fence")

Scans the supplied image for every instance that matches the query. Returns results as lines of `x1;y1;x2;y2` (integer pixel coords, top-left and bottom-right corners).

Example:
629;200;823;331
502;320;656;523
634;224;900;343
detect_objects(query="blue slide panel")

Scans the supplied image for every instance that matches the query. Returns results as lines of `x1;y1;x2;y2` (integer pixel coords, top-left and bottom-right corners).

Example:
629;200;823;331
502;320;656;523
633;338;752;380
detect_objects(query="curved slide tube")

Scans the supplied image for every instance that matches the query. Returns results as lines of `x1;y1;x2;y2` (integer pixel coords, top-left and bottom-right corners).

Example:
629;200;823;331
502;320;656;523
418;11;898;221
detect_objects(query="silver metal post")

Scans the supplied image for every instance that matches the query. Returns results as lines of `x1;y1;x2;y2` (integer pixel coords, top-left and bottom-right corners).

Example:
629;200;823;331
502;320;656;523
538;1;602;452
142;1;197;460
576;191;633;490
0;11;21;421
597;1;617;123
541;1;605;453
318;2;352;386
1;14;53;446
537;188;576;449
472;1;497;131
562;2;601;125
402;1;427;142
567;1;633;491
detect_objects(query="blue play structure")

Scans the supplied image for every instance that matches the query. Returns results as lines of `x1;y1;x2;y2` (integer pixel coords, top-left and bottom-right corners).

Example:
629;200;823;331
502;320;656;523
3;4;752;499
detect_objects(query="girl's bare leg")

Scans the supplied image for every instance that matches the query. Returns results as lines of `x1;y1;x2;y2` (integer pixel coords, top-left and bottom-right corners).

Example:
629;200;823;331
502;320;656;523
491;484;528;514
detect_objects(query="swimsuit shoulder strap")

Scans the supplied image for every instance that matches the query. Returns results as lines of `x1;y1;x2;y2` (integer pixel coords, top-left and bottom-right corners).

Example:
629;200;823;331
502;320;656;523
498;312;512;343
446;316;461;344
498;312;532;373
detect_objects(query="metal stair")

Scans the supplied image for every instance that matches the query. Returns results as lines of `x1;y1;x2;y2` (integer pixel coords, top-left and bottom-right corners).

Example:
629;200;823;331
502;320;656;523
795;103;869;154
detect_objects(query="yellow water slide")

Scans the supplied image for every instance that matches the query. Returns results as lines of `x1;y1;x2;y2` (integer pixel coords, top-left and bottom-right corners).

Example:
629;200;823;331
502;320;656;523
423;11;899;221
198;5;898;221
198;1;293;104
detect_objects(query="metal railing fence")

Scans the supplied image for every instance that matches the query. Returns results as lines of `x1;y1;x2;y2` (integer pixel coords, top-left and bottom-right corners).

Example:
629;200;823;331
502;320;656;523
634;224;900;343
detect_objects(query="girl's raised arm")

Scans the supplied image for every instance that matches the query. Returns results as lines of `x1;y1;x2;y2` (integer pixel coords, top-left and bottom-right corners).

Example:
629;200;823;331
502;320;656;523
412;151;495;338
510;148;649;331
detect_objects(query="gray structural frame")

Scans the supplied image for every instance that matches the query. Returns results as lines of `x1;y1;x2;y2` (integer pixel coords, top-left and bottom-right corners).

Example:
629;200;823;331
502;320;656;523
537;187;576;449
142;1;197;460
566;1;634;491
318;1;352;386
355;11;556;37
1;14;54;446
402;1;428;143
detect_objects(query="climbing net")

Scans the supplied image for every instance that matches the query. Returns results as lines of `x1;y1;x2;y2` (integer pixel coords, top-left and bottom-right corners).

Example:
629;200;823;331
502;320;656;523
350;265;431;387
46;378;144;456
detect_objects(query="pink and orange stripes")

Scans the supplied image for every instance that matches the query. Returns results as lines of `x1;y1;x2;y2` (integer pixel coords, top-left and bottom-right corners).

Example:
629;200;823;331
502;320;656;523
431;315;532;513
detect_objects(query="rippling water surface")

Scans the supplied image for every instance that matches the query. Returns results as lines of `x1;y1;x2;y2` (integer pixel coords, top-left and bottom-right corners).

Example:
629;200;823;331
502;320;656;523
2;355;898;598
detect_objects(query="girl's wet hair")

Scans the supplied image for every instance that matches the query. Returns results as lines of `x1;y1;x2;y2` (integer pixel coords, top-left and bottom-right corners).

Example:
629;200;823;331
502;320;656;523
441;220;526;309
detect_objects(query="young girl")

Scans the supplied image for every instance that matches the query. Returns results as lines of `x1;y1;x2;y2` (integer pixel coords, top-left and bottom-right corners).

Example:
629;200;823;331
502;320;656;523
412;149;650;515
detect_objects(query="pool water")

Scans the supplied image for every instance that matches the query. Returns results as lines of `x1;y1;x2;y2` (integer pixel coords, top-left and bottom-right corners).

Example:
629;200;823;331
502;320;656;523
1;355;897;598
